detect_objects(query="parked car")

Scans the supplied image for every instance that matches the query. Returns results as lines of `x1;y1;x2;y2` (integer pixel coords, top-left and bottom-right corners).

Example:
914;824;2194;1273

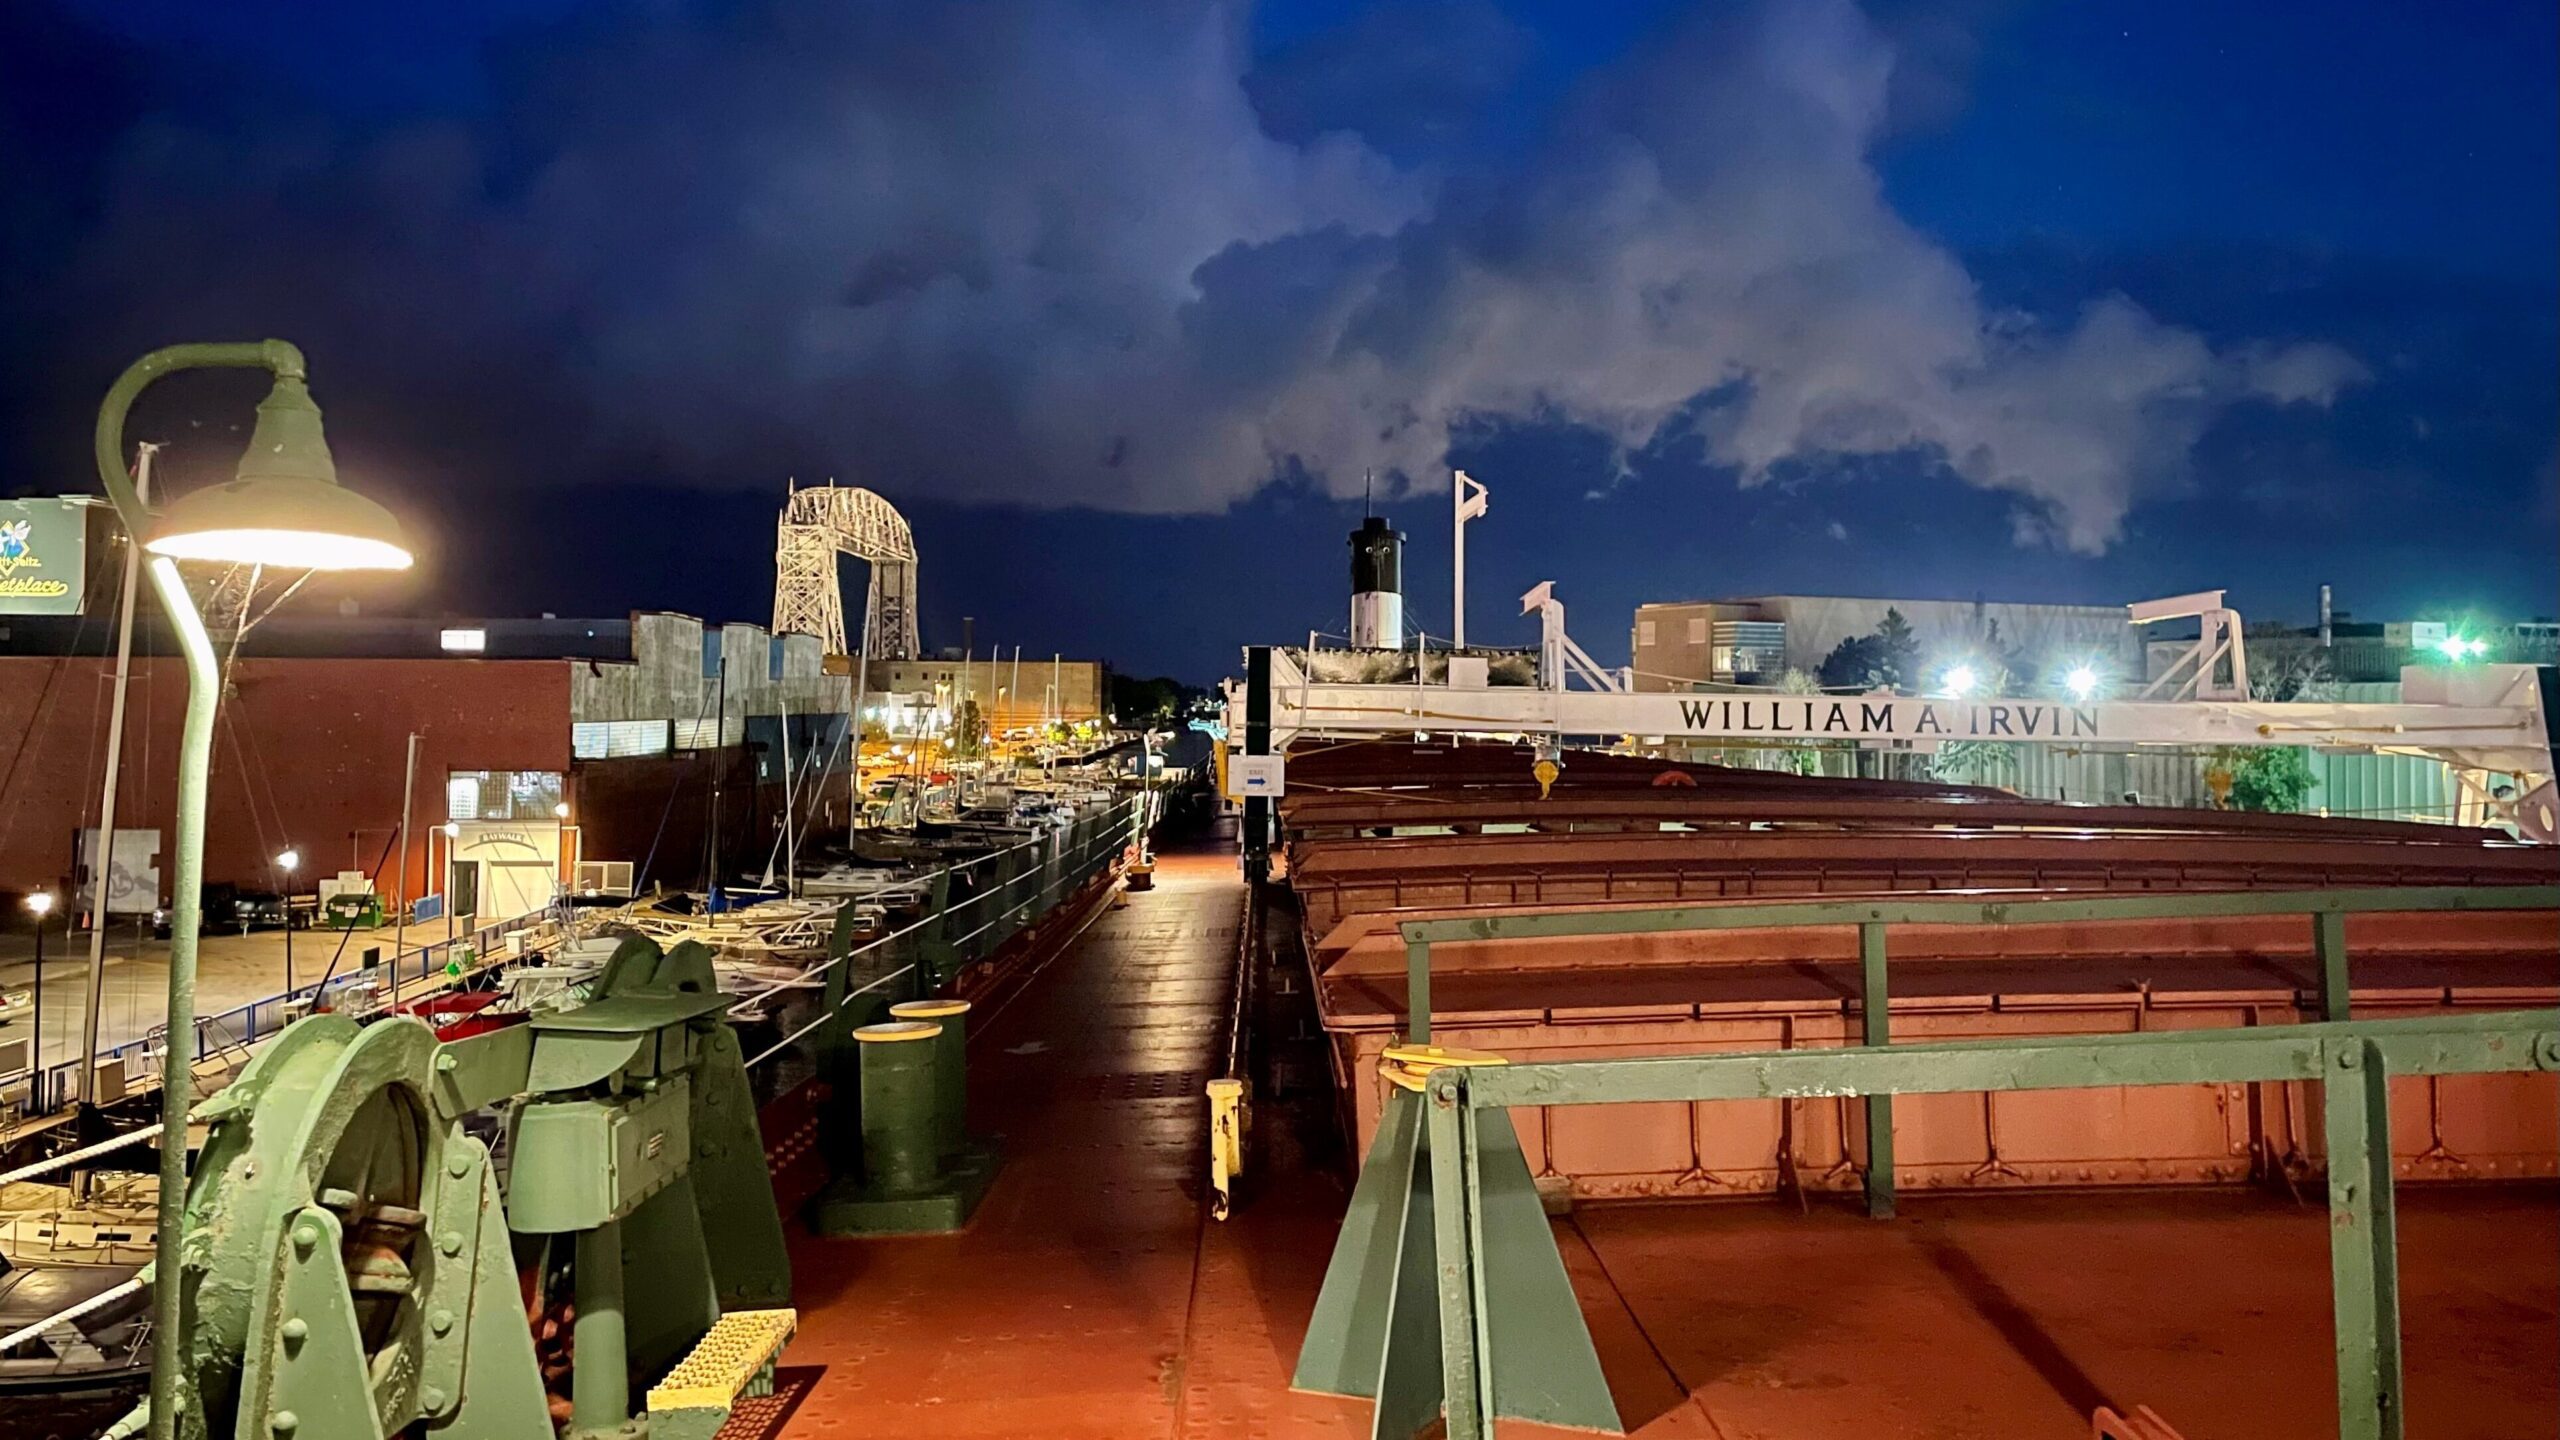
149;883;297;938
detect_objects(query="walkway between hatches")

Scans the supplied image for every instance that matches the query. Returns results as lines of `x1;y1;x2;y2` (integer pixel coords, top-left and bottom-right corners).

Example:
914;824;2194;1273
776;839;1369;1440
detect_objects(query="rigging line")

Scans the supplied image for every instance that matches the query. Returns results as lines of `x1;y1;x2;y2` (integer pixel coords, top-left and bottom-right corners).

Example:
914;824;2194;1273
758;712;827;877
0;657;72;857
216;712;281;898
308;825;407;998
216;562;262;682
242;568;314;634
760;718;839;880
0;555;113;850
217;572;316;863
221;678;299;869
634;669;725;892
72;665;111;855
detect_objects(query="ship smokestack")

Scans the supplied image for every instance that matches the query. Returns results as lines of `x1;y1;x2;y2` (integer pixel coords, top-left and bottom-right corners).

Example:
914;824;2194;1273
1348;516;1404;649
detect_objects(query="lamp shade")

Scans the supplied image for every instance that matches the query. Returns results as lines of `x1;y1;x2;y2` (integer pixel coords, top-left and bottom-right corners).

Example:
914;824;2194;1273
143;374;413;571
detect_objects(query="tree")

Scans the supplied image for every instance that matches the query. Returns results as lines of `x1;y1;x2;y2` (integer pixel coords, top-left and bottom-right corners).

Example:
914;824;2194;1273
950;699;989;759
1818;608;1922;691
1108;673;1201;727
1874;607;1918;681
2251;649;2335;704
2213;745;2318;812
1817;634;1884;690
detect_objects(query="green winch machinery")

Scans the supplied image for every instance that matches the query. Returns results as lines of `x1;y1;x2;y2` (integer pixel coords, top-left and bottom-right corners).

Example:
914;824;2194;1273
106;936;795;1440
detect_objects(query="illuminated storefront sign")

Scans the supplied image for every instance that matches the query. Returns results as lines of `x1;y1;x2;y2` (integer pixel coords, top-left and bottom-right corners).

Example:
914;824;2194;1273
0;498;86;615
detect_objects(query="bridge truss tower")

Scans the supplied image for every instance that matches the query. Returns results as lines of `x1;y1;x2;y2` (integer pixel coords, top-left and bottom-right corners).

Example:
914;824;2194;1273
773;482;921;660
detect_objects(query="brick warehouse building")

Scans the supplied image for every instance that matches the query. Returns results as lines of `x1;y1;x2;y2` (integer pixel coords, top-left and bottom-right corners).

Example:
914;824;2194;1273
1;629;572;918
0;610;843;921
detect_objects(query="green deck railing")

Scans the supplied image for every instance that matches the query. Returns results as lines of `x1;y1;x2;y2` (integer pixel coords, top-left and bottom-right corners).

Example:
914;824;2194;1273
1412;1010;2560;1440
1394;884;2560;1218
1294;884;2560;1440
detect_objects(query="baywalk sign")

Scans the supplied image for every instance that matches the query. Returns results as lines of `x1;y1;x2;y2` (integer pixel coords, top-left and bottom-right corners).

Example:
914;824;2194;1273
0;497;85;615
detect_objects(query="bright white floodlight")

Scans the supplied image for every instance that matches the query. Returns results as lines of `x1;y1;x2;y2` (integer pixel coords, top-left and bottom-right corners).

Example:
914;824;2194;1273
1940;664;1979;698
2064;666;2099;701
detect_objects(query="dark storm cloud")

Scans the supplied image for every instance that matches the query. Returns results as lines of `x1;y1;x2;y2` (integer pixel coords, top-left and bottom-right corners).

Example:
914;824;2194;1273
13;0;2361;552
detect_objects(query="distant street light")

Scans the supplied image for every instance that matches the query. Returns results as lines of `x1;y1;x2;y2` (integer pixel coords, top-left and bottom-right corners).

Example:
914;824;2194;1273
2063;666;2100;701
24;892;54;1101
95;341;412;1440
275;848;300;996
1940;664;1979;698
2435;635;2485;662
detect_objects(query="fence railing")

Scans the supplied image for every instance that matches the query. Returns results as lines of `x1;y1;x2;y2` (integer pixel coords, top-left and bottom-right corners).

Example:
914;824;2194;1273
738;791;1157;1071
1394;883;2560;1218
10;901;572;1117
1407;1009;2560;1440
7;789;1163;1119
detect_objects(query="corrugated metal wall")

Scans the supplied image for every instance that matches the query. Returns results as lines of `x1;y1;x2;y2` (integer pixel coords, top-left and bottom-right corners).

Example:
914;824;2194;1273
1728;744;2463;823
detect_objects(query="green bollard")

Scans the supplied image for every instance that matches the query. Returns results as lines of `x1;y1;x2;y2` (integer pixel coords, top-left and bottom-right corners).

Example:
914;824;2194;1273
856;1021;943;1195
890;998;971;1157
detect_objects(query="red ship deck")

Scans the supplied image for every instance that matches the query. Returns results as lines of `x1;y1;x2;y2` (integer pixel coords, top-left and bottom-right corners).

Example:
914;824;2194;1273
773;841;2558;1440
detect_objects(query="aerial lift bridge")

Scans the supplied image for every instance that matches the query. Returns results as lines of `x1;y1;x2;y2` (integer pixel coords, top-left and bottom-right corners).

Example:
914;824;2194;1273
772;482;921;661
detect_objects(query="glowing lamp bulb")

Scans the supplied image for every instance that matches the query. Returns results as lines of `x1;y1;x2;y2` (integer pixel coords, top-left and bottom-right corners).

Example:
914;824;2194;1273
2064;666;2098;701
1941;664;1978;697
275;848;300;872
25;891;54;918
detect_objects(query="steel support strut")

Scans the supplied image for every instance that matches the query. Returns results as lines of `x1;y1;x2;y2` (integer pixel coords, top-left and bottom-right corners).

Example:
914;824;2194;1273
572;1220;632;1436
2315;910;2354;1023
1405;938;1431;1046
1857;920;1893;1218
1425;1073;1489;1438
2323;1039;2402;1440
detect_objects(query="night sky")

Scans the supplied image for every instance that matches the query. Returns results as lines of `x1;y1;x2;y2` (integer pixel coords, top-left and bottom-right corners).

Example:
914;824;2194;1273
3;0;2553;682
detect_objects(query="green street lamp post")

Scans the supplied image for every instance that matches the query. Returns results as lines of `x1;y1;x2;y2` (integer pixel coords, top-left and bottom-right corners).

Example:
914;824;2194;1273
93;341;412;1440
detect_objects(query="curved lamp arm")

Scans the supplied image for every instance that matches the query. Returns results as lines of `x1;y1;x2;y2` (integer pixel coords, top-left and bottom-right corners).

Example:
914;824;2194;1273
92;338;304;1440
94;340;305;532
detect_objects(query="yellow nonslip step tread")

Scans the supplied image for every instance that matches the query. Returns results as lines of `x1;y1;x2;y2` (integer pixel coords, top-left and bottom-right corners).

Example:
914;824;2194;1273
647;1307;799;1412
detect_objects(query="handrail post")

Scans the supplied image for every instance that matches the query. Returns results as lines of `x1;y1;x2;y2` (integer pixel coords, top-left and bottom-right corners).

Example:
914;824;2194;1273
1859;920;1895;1219
1426;1069;1490;1440
2315;910;2353;1022
2324;1037;2403;1440
1406;936;1432;1045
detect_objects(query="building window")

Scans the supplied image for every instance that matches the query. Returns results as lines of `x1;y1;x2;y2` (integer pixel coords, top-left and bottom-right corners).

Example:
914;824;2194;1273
573;720;671;759
439;628;487;653
446;770;565;821
672;717;745;750
1637;621;1657;647
1686;617;1708;643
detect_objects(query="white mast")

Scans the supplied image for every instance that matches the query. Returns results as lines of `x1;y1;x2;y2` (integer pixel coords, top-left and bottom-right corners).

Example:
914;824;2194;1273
1452;469;1488;649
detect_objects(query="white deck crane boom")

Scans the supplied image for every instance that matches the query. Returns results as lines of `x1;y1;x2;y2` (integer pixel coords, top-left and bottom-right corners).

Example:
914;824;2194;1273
1229;589;2558;841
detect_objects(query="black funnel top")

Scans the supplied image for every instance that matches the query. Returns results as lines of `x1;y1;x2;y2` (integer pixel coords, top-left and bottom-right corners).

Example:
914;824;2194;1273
1349;516;1403;596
